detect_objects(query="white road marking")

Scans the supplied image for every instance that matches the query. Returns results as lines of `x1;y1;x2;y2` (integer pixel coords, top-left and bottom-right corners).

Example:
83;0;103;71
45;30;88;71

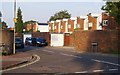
0;54;40;72
60;53;82;58
109;69;118;71
42;50;55;54
93;70;104;72
91;59;120;66
75;71;88;73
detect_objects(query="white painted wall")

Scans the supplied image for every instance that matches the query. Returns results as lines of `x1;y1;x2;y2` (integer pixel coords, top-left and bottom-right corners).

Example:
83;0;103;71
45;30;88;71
96;14;102;30
51;34;64;46
23;34;31;43
37;25;49;32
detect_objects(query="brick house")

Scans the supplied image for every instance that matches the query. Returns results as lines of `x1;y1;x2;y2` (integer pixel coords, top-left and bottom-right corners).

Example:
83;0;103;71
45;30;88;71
48;21;54;32
48;12;118;33
54;21;59;33
25;22;37;32
102;12;119;30
60;19;67;33
25;22;48;32
87;13;102;30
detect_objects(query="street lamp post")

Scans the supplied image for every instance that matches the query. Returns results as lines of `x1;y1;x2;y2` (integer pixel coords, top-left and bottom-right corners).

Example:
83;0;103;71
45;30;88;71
13;0;16;54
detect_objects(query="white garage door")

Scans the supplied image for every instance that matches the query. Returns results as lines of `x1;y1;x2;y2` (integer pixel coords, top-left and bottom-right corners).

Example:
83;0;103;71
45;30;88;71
51;34;64;46
23;34;31;43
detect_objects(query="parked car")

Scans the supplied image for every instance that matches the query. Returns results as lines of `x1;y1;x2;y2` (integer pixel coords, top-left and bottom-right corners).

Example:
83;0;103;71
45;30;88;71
15;37;24;48
25;37;32;45
32;37;48;47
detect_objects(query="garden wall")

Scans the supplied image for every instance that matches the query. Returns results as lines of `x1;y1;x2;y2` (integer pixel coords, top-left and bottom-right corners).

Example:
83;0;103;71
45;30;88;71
70;30;119;53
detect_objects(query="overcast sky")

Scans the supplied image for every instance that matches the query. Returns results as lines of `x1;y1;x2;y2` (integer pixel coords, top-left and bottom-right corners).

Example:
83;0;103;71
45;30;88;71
1;0;105;27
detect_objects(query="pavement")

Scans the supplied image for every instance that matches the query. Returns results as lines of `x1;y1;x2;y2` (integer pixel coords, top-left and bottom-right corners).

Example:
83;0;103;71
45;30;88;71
1;51;32;70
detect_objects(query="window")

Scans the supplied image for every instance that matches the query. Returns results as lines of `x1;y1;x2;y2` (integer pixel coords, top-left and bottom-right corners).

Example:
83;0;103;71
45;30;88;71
88;23;92;27
61;26;63;29
68;24;71;28
54;26;56;29
77;24;80;28
103;20;108;26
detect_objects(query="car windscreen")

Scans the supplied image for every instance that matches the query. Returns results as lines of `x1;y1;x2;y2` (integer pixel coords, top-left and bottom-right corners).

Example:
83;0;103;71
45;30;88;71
36;38;45;42
15;38;22;42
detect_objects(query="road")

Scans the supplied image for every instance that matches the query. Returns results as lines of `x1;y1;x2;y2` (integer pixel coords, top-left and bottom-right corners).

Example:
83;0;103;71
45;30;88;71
3;46;120;74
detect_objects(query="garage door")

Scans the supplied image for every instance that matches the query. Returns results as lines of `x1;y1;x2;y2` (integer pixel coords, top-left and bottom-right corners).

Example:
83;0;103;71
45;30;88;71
23;34;31;43
51;34;64;46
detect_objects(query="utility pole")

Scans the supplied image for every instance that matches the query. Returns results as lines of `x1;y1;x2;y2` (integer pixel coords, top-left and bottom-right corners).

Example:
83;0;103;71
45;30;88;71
13;0;16;54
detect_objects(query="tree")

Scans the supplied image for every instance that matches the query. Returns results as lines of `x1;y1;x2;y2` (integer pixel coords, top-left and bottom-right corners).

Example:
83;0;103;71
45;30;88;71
2;21;8;29
101;1;120;25
49;10;71;21
15;7;24;33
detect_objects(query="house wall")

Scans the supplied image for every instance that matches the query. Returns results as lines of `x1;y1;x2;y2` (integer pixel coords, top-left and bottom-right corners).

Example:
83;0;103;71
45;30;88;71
88;15;97;30
70;30;119;53
60;20;66;33
54;22;59;33
68;19;74;32
102;12;118;30
26;23;37;32
48;22;53;32
76;17;84;30
37;25;49;32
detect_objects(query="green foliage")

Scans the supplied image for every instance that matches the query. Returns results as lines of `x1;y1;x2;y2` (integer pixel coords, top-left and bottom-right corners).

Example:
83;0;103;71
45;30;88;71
49;10;71;21
101;1;120;25
36;30;40;32
24;20;36;25
15;7;24;33
2;21;8;29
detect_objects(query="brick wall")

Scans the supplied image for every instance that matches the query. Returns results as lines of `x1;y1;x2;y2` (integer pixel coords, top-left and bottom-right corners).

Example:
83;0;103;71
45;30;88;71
0;30;14;54
32;32;50;46
70;30;119;53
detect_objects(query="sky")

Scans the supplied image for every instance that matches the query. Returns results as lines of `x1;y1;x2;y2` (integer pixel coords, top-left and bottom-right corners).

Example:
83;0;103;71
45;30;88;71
1;0;105;28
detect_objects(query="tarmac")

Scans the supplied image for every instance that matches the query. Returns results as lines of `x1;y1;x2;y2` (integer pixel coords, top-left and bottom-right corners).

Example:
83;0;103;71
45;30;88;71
1;51;33;71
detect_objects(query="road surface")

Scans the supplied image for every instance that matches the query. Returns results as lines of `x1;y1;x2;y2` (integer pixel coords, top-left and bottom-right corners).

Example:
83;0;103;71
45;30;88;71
2;46;120;74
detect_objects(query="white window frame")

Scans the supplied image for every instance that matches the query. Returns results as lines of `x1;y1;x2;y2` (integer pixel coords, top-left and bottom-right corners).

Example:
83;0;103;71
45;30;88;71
61;25;63;29
103;20;108;26
68;24;71;28
77;24;81;28
54;26;56;29
88;22;92;27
